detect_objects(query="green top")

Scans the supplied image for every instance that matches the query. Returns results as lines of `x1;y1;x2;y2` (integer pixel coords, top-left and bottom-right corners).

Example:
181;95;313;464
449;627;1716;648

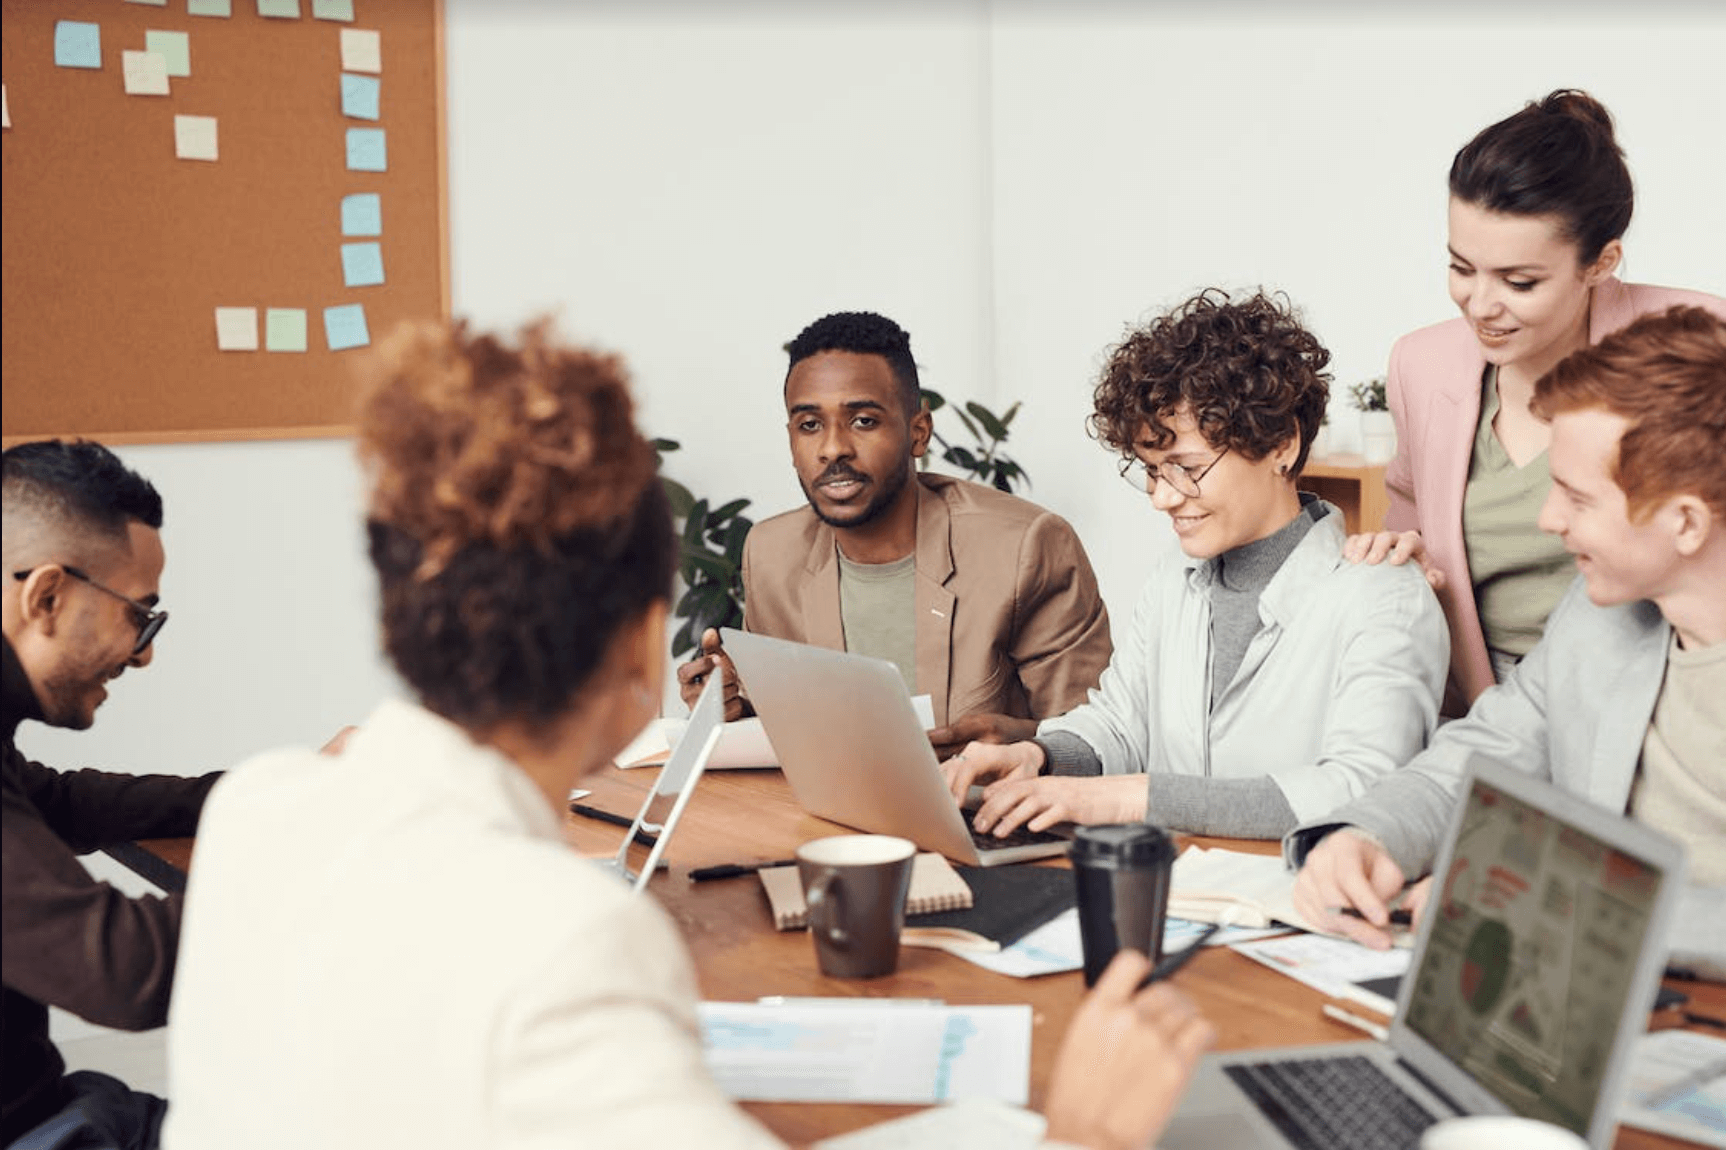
837;548;918;696
1463;367;1575;658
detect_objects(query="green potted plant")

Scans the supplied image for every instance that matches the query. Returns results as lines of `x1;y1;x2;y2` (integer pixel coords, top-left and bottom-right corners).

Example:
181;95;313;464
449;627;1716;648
653;439;752;657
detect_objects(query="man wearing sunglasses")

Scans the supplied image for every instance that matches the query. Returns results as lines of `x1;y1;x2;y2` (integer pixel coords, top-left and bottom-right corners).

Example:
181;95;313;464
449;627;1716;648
3;439;218;1150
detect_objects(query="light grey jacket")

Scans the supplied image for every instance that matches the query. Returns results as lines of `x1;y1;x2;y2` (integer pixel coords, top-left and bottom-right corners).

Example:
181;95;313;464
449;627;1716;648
1038;504;1449;824
1286;577;1726;976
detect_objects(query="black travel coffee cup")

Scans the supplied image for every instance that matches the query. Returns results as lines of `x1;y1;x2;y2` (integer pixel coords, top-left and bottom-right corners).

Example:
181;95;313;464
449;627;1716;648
1071;824;1177;986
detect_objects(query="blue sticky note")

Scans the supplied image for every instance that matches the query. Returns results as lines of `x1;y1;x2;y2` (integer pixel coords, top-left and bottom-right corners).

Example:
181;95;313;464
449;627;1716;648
341;193;382;236
311;0;355;20
346;128;386;172
341;242;384;288
187;0;232;15
340;73;380;121
257;0;300;17
324;304;369;351
55;22;102;70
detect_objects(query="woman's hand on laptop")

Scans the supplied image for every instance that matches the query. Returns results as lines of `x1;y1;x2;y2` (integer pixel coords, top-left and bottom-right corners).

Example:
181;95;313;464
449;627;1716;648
969;775;1147;838
1292;828;1418;950
1044;949;1214;1150
939;740;1043;805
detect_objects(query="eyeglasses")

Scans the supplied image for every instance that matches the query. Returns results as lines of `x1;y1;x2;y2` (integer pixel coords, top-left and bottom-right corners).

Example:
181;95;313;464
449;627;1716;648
11;565;168;655
1118;447;1229;498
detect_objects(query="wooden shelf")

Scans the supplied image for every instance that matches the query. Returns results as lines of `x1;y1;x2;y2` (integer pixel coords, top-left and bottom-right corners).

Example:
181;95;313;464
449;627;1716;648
1302;454;1388;534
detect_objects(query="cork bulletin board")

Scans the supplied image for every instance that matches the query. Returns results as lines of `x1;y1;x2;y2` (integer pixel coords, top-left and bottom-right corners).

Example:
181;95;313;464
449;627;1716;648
1;0;448;445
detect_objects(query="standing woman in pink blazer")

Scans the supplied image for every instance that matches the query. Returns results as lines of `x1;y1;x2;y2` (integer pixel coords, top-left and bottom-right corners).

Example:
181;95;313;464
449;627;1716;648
1349;89;1726;715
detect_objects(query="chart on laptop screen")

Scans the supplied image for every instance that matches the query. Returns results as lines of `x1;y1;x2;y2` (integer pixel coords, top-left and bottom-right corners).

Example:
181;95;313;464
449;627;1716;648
1404;780;1663;1135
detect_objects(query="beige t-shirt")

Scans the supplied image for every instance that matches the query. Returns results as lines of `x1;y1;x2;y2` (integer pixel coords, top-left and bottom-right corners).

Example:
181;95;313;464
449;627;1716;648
836;549;917;696
1630;633;1726;886
1463;367;1575;658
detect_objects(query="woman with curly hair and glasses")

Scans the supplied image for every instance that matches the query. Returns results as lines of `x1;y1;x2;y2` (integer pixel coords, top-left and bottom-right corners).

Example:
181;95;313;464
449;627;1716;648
943;289;1449;841
160;318;1214;1150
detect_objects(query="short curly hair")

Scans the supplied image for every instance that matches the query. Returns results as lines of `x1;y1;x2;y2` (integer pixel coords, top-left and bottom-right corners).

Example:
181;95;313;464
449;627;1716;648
785;311;921;416
356;317;674;732
1090;289;1332;475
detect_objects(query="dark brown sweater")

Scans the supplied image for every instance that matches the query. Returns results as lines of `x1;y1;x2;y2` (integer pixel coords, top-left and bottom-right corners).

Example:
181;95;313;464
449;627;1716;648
1;637;219;1142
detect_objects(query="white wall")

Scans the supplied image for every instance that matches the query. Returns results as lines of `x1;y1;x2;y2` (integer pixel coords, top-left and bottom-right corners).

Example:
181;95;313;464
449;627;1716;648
16;0;1724;779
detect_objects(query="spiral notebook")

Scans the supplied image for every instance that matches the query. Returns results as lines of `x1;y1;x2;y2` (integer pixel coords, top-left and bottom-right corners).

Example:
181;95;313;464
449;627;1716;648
759;852;972;930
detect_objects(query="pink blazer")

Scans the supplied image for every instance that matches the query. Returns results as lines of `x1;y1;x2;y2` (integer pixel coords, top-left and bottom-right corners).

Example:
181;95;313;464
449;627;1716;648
1384;277;1726;715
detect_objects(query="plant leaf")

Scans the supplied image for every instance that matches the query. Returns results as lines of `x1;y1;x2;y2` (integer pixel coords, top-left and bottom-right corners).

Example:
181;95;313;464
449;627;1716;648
660;476;696;519
944;445;978;470
966;401;1008;441
920;388;947;412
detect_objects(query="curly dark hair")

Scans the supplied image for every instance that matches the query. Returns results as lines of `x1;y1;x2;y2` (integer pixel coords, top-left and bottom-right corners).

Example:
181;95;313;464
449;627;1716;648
1450;89;1632;267
1090;289;1332;475
356;317;674;732
785;311;921;415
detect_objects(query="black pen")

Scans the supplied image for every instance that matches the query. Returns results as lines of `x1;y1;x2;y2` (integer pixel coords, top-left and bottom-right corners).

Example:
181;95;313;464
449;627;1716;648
569;802;657;848
1338;906;1414;927
690;859;797;882
1139;923;1221;989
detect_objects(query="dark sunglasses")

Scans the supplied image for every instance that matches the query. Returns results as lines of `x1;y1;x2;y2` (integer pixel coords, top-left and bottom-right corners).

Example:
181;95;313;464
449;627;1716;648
12;566;168;656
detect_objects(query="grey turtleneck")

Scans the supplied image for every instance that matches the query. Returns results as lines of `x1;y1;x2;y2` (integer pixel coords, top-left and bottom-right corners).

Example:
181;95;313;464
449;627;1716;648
1034;499;1329;839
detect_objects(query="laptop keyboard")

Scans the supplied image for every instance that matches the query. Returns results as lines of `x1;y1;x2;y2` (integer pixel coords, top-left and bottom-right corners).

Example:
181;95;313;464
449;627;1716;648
961;811;1067;852
1223;1054;1438;1150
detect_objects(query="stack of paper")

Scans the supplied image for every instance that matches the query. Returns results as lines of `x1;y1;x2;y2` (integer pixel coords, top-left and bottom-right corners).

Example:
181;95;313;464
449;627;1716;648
699;999;1031;1105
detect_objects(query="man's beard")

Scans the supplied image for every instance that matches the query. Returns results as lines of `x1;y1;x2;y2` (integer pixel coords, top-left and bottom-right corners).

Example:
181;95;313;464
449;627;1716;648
802;460;911;530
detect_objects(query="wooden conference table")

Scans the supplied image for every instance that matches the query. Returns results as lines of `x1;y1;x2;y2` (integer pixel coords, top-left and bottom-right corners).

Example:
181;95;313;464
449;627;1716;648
139;765;1718;1148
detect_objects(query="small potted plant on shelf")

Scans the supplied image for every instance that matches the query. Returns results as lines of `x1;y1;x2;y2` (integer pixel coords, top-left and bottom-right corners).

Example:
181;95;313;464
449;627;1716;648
1351;377;1394;464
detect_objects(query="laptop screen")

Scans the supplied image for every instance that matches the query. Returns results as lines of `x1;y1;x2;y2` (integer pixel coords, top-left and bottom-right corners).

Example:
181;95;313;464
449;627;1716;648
1401;775;1666;1135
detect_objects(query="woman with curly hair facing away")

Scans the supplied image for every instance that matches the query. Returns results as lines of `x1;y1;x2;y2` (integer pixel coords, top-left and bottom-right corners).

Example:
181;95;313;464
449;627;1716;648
943;290;1449;841
159;319;1214;1150
1347;90;1725;715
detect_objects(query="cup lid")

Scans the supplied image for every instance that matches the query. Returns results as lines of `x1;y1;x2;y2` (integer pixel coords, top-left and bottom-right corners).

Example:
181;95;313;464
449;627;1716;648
1070;823;1175;868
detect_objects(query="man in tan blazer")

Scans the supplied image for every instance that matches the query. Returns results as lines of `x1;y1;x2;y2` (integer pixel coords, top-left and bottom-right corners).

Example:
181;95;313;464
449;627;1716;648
679;311;1110;755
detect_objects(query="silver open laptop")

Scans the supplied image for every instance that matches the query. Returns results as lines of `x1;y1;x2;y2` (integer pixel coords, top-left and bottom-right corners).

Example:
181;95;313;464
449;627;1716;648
1161;758;1686;1150
720;628;1068;867
606;674;724;894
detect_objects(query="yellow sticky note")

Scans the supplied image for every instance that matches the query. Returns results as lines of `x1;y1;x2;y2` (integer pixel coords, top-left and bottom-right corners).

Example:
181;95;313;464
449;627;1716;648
174;115;218;161
214;307;259;351
123;51;171;96
340;28;380;74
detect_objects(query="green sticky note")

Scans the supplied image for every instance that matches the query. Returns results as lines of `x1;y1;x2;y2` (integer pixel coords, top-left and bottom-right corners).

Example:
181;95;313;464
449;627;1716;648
265;308;308;352
145;31;190;78
257;0;301;18
188;0;232;16
311;0;355;20
54;22;101;69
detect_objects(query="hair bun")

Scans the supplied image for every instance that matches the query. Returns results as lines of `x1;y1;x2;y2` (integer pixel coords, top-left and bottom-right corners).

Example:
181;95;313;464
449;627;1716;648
356;317;656;574
1537;89;1617;141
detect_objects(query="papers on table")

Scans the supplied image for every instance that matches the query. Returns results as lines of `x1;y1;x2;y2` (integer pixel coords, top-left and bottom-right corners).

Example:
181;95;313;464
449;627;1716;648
1230;931;1412;1011
942;907;1286;979
699;999;1030;1106
1619;1030;1726;1147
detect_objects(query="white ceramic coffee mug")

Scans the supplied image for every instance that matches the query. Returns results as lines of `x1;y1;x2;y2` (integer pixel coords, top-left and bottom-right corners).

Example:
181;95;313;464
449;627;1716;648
1420;1115;1588;1150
